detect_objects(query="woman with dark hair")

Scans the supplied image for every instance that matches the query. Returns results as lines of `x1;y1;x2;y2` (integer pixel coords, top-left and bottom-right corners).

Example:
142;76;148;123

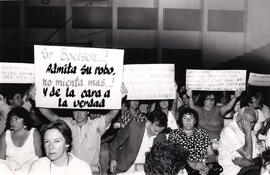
187;89;242;140
144;141;189;175
29;120;92;175
168;108;221;175
0;107;42;175
153;99;178;130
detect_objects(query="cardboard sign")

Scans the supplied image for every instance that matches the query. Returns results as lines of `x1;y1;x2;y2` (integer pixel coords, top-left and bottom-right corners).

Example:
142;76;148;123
186;69;246;91
34;45;124;109
248;73;270;86
123;64;176;100
0;62;34;83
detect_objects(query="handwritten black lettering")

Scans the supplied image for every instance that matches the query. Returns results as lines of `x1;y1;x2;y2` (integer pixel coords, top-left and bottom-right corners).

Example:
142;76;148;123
94;64;115;75
103;90;110;98
81;89;101;98
58;98;68;107
46;62;77;74
73;98;105;108
65;87;75;97
49;87;61;97
80;65;92;75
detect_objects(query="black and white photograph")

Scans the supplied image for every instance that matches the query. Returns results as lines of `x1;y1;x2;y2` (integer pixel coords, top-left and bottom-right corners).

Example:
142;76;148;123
1;0;270;175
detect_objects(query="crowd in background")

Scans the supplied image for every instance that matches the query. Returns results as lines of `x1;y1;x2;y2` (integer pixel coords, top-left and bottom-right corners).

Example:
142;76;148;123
0;81;270;175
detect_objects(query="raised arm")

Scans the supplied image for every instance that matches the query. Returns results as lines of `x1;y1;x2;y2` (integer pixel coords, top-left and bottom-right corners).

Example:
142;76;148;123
237;117;253;160
186;89;200;112
170;82;179;117
39;108;60;122
0;95;11;135
105;83;128;127
221;90;242;116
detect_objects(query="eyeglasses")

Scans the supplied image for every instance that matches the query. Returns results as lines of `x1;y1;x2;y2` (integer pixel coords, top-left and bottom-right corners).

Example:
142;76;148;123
205;98;215;101
250;98;258;103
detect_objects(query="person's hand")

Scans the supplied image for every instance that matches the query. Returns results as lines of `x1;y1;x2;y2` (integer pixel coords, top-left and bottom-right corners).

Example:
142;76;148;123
0;94;7;106
241;117;252;134
232;157;253;167
22;94;32;112
194;162;209;175
120;83;128;98
186;88;192;98
110;160;117;174
113;122;121;129
234;89;243;98
199;166;209;175
28;84;36;101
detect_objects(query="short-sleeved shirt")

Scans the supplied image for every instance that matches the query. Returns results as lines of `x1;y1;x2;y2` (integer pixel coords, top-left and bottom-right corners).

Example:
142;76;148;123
197;106;223;140
61;115;109;169
168;128;211;162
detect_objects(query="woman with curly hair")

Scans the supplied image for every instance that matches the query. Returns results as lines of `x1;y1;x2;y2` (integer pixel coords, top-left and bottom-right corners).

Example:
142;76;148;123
168;107;221;175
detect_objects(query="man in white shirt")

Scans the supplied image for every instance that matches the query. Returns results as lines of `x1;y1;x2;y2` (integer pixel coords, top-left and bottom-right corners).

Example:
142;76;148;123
218;107;260;175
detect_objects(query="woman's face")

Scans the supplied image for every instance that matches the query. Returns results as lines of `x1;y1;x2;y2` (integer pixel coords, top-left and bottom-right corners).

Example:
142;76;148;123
129;100;139;109
43;129;67;162
182;114;196;131
10;115;24;130
204;94;215;110
159;100;169;109
11;93;22;107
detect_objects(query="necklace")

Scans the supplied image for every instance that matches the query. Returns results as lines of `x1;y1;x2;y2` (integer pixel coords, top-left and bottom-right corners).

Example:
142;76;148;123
49;154;70;175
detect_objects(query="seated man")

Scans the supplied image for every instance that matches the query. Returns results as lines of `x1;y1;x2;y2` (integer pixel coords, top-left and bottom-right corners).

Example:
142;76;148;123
109;110;167;174
144;141;189;175
218;107;260;175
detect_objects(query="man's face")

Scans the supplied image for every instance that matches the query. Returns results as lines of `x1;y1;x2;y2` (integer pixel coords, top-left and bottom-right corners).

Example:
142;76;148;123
148;122;165;136
72;110;88;123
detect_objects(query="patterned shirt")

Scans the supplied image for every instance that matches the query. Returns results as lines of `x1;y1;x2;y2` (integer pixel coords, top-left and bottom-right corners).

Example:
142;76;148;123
119;110;146;128
168;128;211;162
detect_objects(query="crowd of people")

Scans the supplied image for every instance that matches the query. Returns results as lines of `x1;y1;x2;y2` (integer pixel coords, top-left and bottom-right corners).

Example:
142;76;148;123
0;82;270;175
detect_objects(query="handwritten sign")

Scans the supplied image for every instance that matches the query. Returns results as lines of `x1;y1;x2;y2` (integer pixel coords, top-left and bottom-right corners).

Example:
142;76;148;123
34;45;124;109
0;62;34;83
123;64;176;100
248;73;270;86
186;69;246;91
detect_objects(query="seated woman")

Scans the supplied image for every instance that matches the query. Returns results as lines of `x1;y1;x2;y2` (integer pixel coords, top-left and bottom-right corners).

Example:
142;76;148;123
0;107;42;175
29;120;92;175
168;108;221;175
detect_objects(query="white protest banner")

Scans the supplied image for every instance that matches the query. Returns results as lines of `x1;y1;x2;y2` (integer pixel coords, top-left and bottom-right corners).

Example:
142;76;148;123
34;45;124;109
186;69;246;91
0;62;34;83
248;73;270;86
123;64;176;100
